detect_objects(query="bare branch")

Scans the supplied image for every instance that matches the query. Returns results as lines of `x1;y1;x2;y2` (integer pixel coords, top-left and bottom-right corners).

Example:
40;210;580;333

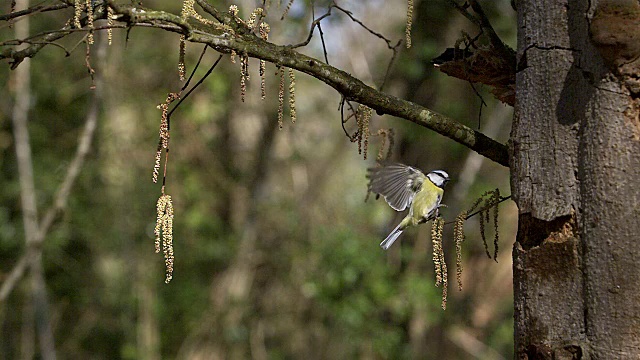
332;4;397;50
288;6;333;49
0;255;29;301
0;3;69;21
1;5;92;69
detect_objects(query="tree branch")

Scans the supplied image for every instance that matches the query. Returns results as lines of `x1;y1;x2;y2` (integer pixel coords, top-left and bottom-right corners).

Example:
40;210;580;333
0;3;69;21
111;2;509;166
37;70;100;241
3;1;510;167
0;255;29;301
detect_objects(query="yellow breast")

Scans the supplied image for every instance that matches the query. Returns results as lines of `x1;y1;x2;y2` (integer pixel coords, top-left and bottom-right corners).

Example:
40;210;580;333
411;180;444;220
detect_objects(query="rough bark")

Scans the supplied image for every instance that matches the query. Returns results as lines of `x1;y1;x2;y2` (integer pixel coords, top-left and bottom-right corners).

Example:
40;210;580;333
512;0;640;358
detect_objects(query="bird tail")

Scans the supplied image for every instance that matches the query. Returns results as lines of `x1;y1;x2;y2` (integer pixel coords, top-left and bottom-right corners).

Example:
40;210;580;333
380;223;404;250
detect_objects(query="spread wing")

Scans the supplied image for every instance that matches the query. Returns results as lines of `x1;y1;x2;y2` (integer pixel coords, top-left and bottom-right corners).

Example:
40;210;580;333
367;164;426;211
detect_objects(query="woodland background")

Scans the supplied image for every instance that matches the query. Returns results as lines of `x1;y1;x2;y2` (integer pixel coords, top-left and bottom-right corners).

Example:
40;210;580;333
1;0;517;358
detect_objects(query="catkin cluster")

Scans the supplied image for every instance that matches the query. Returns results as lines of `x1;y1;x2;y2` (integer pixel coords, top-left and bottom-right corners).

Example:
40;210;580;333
431;217;447;310
155;193;175;283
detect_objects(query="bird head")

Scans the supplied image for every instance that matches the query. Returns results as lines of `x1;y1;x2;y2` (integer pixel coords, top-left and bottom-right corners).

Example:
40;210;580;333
427;170;450;188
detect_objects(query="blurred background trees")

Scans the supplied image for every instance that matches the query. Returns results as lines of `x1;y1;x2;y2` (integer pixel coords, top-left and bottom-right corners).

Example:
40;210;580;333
1;1;516;358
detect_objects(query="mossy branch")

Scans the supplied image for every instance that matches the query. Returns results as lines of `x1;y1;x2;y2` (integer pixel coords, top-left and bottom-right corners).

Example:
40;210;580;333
109;1;509;167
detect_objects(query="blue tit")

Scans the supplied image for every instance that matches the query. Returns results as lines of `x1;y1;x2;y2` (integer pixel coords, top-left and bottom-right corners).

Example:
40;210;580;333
367;164;450;250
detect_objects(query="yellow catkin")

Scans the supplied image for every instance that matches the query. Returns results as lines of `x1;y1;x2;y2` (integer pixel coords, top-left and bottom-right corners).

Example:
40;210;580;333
154;195;166;253
260;60;266;100
259;23;270;100
288;68;296;123
454;212;466;291
363;107;372;159
155;193;175;283
356;105;372;159
178;36;186;81
244;55;250;81
436;217;447;310
152;147;162;184
86;0;94;44
431;219;442;287
182;0;214;25
278;66;285;129
229;4;239;17
158;93;178;149
153;93;179;182
240;55;248;102
162;197;174;283
74;0;82;29
406;0;413;48
107;6;114;45
181;0;194;18
246;8;263;29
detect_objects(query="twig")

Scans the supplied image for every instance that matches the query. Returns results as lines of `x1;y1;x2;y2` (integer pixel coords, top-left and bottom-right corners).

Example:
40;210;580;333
1;5;114;68
468;81;487;129
444;195;512;226
0;3;70;21
379;39;402;91
332;4;396;49
167;53;224;127
0;255;29;301
288;6;333;49
317;21;329;64
180;45;209;92
330;4;403;90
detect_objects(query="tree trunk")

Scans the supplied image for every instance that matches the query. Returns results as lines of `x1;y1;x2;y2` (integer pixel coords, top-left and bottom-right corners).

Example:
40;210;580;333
512;0;640;358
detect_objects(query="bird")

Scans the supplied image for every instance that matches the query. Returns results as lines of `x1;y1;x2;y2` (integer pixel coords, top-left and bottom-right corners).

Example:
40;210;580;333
367;163;450;250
